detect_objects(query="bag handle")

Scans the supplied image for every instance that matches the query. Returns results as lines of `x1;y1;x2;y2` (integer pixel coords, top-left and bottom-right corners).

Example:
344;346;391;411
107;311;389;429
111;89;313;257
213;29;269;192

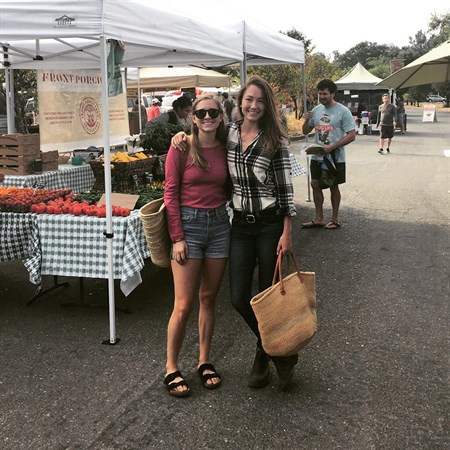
271;252;304;295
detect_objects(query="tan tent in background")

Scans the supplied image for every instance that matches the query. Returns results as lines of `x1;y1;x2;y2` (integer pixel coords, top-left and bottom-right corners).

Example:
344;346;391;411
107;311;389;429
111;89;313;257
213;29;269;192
127;66;230;90
379;40;450;89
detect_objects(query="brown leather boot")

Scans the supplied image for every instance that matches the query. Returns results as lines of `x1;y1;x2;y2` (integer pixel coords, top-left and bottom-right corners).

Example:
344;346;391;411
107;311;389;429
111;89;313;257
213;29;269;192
271;354;299;390
248;349;270;388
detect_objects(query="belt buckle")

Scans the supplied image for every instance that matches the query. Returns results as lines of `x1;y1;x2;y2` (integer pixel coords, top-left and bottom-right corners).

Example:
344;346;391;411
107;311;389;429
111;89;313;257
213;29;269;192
245;214;256;224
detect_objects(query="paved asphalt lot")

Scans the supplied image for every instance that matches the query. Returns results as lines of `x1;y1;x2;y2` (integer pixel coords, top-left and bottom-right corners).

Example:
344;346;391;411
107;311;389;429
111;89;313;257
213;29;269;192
1;108;449;449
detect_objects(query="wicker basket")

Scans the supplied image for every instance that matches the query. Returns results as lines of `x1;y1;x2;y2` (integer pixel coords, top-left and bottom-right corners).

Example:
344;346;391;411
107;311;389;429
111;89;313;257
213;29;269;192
89;156;158;193
139;197;171;268
58;152;71;164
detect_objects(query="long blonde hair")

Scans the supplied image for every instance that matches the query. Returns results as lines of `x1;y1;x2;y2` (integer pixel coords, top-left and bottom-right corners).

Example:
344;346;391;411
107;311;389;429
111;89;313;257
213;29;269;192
189;94;227;171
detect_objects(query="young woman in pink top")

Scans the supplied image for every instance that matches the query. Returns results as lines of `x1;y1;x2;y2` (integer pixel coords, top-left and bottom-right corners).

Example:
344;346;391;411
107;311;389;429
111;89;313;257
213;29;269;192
163;94;230;397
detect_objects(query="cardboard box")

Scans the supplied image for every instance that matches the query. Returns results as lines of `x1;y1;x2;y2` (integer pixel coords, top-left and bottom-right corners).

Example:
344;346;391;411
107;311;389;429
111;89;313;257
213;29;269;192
0;133;40;156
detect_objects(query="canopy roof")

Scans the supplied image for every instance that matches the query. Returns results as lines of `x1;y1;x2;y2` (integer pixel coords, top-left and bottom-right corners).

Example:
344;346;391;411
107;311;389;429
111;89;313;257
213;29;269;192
127;67;230;90
0;0;243;69
336;63;387;90
226;20;305;65
379;40;450;89
0;3;305;70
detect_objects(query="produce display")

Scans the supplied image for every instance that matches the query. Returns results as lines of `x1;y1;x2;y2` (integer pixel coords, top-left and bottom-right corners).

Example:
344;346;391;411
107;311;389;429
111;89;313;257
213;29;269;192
140;122;189;155
72;182;165;209
0;182;165;216
0;187;72;213
100;151;149;166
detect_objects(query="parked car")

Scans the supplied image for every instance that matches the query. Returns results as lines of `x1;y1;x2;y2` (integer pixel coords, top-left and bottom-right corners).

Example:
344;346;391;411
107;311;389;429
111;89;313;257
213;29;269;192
426;94;446;102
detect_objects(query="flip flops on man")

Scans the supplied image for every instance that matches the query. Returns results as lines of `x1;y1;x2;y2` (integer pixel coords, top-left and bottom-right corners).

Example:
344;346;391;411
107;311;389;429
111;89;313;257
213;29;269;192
302;220;341;230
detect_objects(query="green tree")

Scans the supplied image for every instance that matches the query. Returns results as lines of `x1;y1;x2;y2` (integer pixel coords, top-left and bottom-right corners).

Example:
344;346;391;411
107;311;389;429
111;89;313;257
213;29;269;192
0;69;37;133
334;42;399;71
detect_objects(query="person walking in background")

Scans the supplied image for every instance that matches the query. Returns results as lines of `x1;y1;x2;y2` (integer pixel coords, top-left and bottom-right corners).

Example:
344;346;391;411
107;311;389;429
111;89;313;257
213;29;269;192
147;98;161;122
132;99;147;131
172;76;298;391
163;94;230;398
395;96;406;134
376;93;397;154
302;79;356;230
221;92;233;123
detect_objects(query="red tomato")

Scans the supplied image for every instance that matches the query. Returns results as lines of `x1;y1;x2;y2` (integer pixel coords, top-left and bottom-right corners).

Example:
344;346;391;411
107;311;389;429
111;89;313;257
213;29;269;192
120;207;130;217
96;208;106;218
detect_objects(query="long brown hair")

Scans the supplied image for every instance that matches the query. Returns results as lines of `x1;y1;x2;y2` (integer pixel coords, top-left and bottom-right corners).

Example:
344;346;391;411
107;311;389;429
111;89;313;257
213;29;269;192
237;76;288;157
189;94;227;170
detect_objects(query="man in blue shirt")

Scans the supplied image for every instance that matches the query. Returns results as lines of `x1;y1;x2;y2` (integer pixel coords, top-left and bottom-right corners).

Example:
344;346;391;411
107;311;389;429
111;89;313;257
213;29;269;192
301;79;356;229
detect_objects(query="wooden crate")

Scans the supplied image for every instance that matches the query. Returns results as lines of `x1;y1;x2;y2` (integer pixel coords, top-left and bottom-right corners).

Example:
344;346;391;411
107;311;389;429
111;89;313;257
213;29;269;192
0;162;35;175
0;154;37;166
40;150;59;163
42;160;59;172
0;133;40;156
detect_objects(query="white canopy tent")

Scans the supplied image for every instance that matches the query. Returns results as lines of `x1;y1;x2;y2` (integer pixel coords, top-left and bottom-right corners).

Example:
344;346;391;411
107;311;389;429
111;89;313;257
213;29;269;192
225;20;305;79
0;0;243;344
0;2;307;344
335;63;387;91
126;66;230;90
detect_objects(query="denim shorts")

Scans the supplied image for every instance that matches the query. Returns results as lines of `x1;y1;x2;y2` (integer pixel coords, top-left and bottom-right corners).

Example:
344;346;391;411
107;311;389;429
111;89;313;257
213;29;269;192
171;204;231;259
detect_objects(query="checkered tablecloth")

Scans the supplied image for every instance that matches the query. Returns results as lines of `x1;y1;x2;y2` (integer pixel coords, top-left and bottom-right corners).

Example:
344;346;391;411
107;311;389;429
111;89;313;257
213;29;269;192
2;164;95;193
289;153;307;177
0;212;40;263
2;211;150;296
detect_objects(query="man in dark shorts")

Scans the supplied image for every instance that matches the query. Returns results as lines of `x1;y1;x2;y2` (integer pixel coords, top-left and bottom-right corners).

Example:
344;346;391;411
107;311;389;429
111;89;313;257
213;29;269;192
376;93;396;154
301;79;356;229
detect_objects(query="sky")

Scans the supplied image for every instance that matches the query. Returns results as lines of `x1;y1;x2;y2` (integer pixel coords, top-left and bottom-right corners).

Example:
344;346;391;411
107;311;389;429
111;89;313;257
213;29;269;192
153;0;449;57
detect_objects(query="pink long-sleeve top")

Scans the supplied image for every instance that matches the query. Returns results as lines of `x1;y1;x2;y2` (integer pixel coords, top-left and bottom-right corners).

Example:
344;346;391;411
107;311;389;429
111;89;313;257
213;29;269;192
164;143;228;242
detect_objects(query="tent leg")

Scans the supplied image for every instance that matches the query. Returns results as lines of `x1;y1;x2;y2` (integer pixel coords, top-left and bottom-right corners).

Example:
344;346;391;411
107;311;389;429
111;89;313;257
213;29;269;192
100;35;118;345
301;64;312;202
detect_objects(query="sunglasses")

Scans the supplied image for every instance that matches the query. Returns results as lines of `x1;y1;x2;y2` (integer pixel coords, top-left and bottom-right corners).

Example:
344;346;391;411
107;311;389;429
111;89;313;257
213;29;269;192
193;108;221;119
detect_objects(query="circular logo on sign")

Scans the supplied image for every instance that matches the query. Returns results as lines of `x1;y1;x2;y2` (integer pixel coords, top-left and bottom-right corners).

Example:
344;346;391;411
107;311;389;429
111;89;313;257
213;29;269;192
80;97;101;134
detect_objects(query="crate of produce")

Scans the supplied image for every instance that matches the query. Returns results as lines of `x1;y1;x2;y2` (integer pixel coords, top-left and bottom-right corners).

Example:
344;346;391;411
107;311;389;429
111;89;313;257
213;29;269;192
0;133;40;156
89;156;158;193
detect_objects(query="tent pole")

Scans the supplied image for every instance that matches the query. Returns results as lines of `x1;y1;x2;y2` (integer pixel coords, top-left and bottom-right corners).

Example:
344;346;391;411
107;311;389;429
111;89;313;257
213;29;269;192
100;36;119;345
301;63;312;202
5;64;16;133
241;21;247;85
138;68;143;133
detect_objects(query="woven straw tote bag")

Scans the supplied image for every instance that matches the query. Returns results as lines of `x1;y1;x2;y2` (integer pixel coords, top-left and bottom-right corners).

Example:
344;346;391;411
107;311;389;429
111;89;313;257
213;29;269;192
251;252;317;356
139;197;171;268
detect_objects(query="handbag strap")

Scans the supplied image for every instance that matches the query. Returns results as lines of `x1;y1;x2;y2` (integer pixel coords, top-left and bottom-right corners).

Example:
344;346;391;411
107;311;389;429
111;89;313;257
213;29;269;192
271;252;305;295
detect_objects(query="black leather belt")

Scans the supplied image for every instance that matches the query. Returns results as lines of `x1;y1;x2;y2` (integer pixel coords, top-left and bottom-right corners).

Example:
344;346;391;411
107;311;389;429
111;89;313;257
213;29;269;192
233;209;283;224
